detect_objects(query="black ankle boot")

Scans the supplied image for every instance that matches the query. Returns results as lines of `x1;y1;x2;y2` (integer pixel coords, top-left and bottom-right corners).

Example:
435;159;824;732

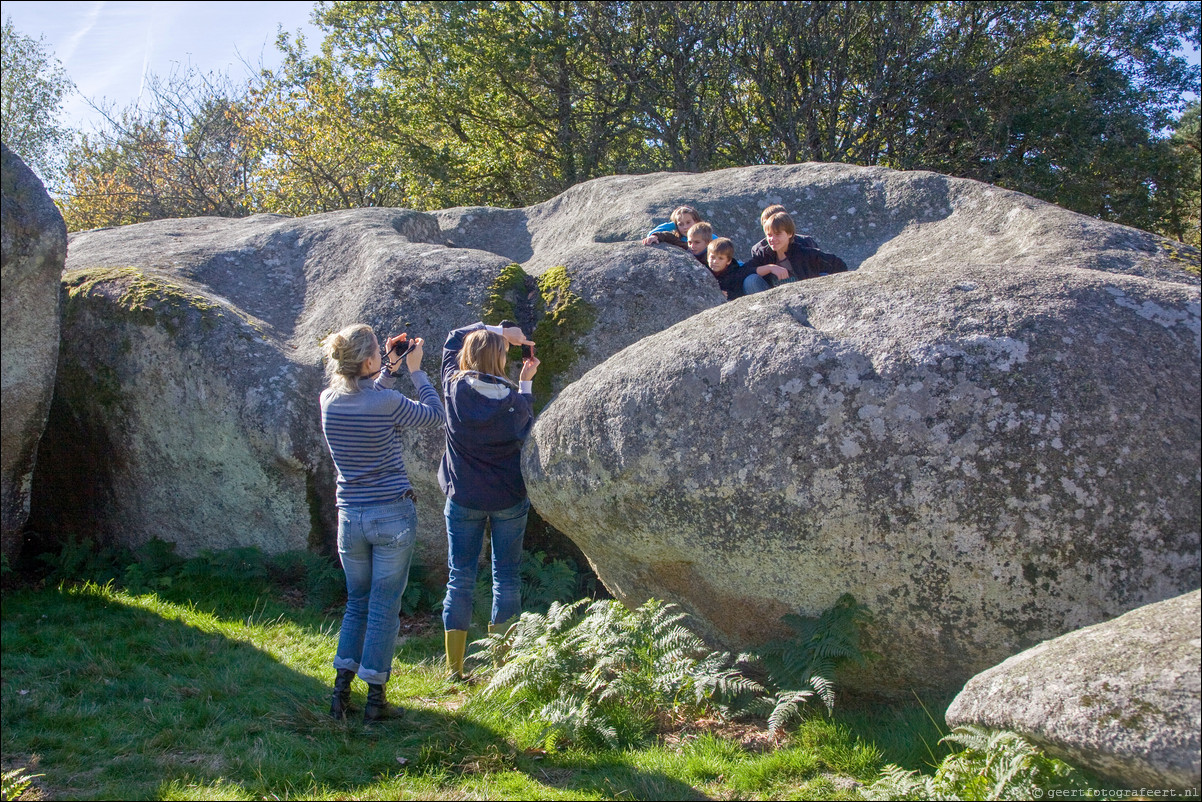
364;683;404;723
330;668;356;720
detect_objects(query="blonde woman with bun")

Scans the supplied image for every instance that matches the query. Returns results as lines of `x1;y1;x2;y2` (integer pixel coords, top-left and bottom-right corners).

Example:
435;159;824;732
319;323;442;723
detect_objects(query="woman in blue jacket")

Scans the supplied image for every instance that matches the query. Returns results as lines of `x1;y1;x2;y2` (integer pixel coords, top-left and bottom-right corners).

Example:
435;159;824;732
438;321;539;679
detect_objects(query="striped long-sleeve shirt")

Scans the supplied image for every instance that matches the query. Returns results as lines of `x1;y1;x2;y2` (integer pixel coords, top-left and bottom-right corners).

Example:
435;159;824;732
320;369;443;507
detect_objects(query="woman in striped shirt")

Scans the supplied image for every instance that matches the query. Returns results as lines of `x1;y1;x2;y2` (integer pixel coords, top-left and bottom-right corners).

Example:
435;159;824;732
320;323;443;723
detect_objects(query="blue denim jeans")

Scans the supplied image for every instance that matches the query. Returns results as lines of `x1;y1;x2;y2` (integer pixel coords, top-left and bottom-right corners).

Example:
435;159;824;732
333;498;417;685
743;273;772;295
442;497;530;631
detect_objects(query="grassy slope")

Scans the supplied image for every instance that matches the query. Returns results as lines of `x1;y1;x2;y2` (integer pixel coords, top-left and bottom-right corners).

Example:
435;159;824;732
1;578;949;800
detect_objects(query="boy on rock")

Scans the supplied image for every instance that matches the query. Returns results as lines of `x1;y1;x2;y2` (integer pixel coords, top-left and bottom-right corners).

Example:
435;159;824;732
706;237;756;300
744;212;847;292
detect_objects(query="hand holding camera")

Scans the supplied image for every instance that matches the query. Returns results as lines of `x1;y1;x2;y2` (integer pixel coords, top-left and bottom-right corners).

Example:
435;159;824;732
519;349;540;382
385;333;424;373
498;320;537;381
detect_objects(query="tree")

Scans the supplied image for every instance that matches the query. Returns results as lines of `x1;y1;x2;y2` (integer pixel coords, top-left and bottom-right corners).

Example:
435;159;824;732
59;67;260;231
46;0;1200;242
1166;101;1200;246
0;17;74;188
243;32;424;215
315;1;654;206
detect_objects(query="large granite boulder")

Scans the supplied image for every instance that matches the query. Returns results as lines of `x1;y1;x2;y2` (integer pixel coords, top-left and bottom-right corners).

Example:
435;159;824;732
30;203;719;564
523;206;1200;694
30;209;512;562
1;144;67;565
946;590;1201;789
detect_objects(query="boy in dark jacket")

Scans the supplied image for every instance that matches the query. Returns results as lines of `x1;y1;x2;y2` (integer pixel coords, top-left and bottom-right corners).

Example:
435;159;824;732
744;212;848;290
750;204;818;255
707;237;757;300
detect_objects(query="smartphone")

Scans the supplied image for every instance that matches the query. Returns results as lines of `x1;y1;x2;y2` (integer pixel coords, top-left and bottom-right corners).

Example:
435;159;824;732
521;343;535;360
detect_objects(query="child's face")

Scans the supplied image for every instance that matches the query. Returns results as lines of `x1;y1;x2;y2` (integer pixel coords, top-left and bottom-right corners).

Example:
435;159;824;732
677;213;699;232
765;224;791;254
709;252;731;272
687;232;711;255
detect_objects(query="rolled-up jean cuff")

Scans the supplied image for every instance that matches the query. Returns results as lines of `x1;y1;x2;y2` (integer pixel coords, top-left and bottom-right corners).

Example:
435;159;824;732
333;656;361;673
356;664;390;685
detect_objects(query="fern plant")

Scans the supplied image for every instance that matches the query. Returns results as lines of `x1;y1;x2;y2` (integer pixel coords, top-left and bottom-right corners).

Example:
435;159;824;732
861;725;1091;801
473;598;762;748
1;768;41;801
757;593;873;733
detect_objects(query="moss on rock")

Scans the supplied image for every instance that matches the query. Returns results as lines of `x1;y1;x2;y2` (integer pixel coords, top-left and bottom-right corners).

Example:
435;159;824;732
64;267;229;339
478;263;596;411
530;266;596;406
481;263;529;326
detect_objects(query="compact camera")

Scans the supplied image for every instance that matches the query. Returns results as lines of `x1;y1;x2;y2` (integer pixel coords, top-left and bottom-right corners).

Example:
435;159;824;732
388;334;418;359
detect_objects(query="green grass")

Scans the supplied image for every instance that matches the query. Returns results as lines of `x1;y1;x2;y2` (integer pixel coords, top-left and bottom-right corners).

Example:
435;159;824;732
0;572;1078;800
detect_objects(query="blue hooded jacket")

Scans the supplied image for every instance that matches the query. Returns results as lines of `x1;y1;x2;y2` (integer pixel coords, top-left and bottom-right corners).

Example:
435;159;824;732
438;323;534;511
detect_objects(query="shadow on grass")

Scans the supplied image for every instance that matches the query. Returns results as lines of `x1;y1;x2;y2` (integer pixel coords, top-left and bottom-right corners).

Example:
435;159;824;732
522;758;713;800
0;583;461;797
1;583;711;800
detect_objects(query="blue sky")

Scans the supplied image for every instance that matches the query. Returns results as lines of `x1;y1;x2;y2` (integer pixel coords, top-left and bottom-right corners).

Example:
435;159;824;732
3;1;321;131
4;1;1200;135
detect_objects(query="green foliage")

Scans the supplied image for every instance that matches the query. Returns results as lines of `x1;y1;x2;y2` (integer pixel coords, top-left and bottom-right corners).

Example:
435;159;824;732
1;767;42;801
265;550;346;612
1168;101;1201;248
520;551;582;613
296;0;1200;239
400;561;444;617
861;725;1092;801
34;2;1201;242
758;593;873;734
1;17;73;188
33;535;346;612
474;598;763;748
37;534;131;586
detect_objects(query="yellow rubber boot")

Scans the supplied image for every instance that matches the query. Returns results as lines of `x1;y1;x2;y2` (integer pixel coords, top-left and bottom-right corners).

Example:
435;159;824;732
444;629;468;680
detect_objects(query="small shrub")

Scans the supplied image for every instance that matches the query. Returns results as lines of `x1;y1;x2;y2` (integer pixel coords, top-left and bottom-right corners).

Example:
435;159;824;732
469;550;584;626
37;534;130;586
267;550;345;611
520;550;580;611
401;561;443;617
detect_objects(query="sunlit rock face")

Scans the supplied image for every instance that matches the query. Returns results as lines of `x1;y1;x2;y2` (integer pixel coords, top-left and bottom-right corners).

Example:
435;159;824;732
31;209;512;562
521;163;1201;696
